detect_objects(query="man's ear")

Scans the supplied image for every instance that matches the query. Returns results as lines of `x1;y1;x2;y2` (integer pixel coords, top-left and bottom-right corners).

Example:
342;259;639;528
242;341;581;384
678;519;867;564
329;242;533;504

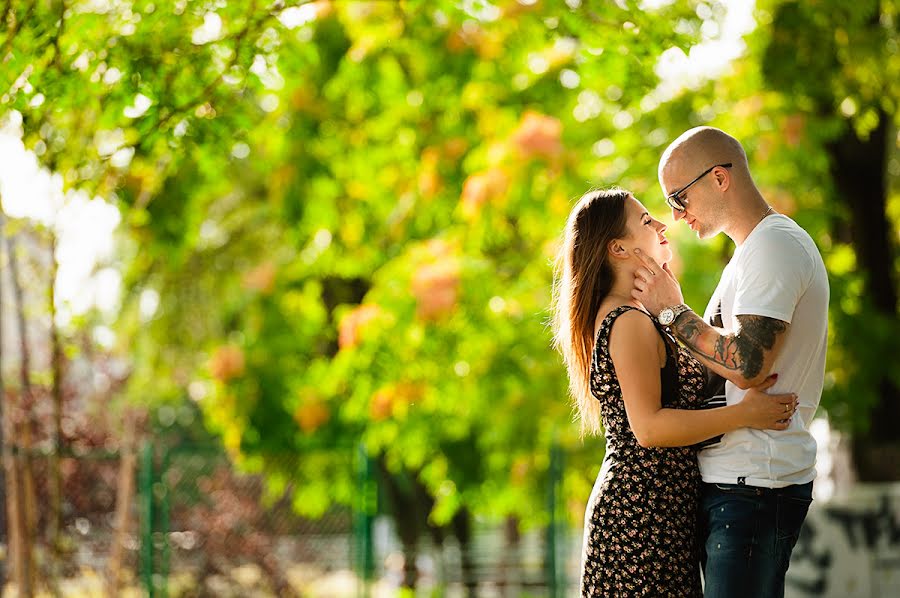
713;165;730;191
608;239;629;260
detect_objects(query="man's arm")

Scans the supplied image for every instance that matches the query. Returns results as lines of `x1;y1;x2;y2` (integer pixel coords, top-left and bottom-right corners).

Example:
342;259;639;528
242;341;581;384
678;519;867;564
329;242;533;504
670;311;788;389
629;248;789;388
611;310;795;447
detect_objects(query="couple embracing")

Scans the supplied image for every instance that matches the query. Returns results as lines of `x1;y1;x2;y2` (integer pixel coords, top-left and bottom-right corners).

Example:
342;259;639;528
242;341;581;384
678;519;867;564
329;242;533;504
552;127;829;597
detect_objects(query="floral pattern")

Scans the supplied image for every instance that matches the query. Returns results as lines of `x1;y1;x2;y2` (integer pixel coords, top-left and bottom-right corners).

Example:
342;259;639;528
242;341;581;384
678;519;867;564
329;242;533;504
581;306;705;597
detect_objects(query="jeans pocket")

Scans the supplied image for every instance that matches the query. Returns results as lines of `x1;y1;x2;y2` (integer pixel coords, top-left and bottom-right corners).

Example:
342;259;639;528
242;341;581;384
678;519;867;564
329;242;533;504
776;495;812;543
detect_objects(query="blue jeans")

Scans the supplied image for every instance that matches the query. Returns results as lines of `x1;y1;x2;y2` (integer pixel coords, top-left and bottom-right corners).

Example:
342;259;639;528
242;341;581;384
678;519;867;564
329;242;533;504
699;480;813;598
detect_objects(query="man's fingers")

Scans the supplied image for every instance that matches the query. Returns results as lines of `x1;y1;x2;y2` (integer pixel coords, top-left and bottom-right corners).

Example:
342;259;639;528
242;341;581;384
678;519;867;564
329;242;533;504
633;248;660;272
632;248;652;271
635;267;655;282
634;278;648;292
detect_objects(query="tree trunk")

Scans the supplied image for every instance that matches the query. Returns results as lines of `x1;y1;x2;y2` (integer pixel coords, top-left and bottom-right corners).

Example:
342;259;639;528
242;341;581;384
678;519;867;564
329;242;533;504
1;211;34;596
376;458;421;589
7;233;39;544
826;113;900;480
497;515;520;597
0;209;7;594
106;410;137;596
6;230;38;595
4;446;28;596
451;506;477;598
48;231;64;560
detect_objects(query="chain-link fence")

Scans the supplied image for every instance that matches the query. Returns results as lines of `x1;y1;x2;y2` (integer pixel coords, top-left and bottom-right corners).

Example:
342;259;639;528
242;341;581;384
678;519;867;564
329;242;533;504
142;445;363;597
1;443;579;597
140;444;576;597
5;434;898;597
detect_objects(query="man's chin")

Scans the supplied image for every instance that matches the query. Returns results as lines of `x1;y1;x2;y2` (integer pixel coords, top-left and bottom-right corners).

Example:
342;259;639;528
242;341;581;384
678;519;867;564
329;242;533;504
695;223;726;240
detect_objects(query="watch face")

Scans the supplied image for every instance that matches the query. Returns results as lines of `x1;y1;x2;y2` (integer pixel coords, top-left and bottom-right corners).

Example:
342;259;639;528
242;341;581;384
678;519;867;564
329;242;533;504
659;308;673;324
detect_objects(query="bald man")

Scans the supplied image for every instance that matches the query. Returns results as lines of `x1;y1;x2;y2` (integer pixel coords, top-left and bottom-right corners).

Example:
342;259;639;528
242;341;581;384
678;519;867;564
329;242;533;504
631;127;829;598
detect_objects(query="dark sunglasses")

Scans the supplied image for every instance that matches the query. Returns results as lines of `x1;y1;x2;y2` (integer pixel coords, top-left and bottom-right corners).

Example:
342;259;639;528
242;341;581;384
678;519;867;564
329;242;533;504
665;163;732;212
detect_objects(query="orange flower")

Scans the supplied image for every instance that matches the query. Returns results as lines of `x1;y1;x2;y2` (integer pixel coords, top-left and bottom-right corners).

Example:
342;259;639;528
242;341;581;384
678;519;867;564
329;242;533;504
209;345;245;382
411;259;460;321
294;398;330;433
442;138;468;161
418;147;442;198
512;110;563;159
369;383;423;421
369;387;395;421
338;304;381;350
242;262;276;294
511;457;530;486
419;170;441;197
460;168;508;219
310;0;333;20
784;114;806;148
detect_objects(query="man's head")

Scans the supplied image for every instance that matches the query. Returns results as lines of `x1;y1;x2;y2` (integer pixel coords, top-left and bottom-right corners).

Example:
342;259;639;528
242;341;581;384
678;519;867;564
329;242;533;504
658;127;756;239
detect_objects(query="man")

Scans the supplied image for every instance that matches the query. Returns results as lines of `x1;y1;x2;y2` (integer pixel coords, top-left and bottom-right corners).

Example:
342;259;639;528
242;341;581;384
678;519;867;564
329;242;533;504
631;126;829;598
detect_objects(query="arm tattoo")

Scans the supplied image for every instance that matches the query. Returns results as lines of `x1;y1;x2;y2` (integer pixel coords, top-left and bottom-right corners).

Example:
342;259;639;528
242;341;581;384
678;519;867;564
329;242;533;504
731;315;787;379
672;311;787;380
704;303;725;394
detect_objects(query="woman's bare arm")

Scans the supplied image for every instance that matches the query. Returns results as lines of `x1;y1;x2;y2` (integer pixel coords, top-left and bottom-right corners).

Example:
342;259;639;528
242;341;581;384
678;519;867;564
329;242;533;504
609;310;795;448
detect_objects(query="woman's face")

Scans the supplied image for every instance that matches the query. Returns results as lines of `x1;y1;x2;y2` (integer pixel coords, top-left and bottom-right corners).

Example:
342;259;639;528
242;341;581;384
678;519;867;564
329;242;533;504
622;196;672;266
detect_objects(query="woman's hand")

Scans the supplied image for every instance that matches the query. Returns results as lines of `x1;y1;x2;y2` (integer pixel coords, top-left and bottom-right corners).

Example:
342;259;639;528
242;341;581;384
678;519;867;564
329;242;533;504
738;374;797;431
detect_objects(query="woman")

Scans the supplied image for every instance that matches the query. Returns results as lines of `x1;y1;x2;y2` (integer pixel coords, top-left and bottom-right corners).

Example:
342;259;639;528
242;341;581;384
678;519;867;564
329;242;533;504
551;189;797;597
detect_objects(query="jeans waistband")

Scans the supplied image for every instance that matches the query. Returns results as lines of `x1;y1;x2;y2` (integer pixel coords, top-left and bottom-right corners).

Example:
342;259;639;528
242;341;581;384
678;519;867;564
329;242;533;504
703;480;813;498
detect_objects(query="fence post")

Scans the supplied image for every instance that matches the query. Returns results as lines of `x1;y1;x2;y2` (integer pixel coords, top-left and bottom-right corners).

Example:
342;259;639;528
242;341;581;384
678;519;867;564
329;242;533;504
158;446;171;598
546;439;564;598
140;442;155;598
355;443;376;598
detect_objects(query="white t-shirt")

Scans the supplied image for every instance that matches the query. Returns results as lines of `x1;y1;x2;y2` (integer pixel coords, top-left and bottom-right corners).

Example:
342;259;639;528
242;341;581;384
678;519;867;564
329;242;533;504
699;214;829;488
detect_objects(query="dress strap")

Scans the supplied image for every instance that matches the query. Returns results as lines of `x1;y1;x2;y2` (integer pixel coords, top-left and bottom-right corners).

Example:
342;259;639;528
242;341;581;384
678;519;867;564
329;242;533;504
593;305;675;365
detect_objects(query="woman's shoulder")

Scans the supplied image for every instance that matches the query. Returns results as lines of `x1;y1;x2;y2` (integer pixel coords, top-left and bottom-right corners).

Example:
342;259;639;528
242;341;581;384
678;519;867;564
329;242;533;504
594;303;656;342
605;308;667;375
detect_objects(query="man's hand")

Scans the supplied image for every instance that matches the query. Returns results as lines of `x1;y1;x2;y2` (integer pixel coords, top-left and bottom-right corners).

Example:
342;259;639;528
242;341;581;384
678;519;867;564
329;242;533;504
632;252;790;388
631;249;684;316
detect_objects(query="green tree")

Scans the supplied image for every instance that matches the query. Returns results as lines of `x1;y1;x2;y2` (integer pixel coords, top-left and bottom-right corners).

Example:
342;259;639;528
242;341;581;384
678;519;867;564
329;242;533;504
6;0;900;591
748;0;900;479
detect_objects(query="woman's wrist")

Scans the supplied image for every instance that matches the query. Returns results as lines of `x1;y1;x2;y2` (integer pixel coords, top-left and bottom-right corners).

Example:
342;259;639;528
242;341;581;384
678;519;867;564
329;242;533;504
729;402;749;430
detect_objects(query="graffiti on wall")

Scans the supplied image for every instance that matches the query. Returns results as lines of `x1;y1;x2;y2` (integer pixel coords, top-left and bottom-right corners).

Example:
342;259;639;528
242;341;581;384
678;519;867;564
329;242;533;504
787;491;900;598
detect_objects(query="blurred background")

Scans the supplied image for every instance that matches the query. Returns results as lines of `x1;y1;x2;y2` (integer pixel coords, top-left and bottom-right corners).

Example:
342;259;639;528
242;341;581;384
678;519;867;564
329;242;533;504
0;0;898;596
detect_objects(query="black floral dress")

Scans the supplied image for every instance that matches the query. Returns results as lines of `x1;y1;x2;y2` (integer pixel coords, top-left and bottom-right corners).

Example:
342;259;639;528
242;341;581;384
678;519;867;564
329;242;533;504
581;305;705;597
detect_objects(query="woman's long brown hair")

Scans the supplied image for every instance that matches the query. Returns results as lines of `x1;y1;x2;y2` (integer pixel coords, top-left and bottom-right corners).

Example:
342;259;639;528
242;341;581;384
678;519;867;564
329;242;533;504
551;188;630;436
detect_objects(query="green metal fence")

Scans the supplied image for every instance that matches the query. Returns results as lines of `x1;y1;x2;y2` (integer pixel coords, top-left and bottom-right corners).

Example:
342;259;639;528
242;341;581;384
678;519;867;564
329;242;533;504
2;442;576;596
134;441;573;597
137;443;362;597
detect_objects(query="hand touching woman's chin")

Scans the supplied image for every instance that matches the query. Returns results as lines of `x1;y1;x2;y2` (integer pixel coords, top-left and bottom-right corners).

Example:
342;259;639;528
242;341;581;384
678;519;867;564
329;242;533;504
643;244;672;267
661;246;673;265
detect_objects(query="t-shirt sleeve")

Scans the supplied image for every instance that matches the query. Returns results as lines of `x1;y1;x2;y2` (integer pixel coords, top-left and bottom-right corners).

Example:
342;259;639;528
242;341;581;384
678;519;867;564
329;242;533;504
733;228;812;324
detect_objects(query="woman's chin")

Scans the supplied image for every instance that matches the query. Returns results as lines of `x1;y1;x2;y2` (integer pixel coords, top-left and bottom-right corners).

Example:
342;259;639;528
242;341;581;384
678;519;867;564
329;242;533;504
660;246;673;264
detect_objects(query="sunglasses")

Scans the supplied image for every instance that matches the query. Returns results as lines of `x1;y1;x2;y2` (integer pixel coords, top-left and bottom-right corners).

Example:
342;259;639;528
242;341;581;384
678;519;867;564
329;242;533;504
665;162;732;212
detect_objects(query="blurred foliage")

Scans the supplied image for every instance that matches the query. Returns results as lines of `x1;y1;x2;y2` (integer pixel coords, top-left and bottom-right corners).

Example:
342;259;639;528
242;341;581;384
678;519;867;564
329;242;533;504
3;0;899;527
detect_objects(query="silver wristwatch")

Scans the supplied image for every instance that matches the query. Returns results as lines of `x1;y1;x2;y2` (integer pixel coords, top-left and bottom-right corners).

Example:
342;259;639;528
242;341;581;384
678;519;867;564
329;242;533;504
658;304;691;326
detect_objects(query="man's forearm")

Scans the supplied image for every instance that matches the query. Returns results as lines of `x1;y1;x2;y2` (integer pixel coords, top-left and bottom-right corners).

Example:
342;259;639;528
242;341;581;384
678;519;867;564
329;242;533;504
671;311;785;387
